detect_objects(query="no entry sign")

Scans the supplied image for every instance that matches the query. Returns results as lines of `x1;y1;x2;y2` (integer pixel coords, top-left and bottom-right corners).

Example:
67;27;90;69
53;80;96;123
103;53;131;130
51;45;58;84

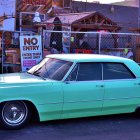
20;35;43;72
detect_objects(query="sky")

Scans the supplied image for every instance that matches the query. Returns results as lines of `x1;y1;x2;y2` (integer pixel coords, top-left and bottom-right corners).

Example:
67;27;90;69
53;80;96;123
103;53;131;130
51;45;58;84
74;0;125;4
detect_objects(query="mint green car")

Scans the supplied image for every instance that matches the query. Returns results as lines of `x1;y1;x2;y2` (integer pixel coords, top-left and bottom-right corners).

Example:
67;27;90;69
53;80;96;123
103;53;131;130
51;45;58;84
1;54;140;129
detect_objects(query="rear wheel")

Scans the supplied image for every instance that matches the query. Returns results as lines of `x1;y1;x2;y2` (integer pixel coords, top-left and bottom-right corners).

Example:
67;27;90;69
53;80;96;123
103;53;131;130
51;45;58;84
0;101;30;129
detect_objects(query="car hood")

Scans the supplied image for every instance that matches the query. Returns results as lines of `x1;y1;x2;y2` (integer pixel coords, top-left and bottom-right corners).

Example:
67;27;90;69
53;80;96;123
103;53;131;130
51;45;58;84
0;72;53;84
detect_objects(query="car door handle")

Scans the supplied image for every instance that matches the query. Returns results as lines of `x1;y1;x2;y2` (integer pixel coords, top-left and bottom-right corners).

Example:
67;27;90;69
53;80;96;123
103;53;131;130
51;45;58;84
96;85;104;88
64;81;70;84
134;83;140;86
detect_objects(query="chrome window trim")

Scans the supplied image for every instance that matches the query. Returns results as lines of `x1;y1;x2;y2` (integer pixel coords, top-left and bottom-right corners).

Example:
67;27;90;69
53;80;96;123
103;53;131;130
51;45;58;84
64;63;78;82
66;80;104;84
64;78;136;83
64;62;137;83
62;62;76;81
103;78;137;82
76;64;80;81
101;63;103;80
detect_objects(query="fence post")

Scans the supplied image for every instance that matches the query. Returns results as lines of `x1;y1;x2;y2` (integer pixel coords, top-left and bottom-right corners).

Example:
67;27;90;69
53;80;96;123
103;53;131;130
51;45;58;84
133;35;137;62
1;31;5;74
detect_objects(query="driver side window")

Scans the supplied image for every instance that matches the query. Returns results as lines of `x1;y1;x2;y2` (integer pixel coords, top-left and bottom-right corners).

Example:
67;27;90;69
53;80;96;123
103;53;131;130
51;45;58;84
66;62;102;81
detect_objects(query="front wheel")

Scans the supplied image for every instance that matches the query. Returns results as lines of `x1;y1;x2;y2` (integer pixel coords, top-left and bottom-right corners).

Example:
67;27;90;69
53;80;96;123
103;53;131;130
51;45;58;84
0;101;30;129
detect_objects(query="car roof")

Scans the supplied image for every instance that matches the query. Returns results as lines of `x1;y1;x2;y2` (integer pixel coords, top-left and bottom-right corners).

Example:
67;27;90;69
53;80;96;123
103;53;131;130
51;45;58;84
46;54;140;78
46;54;130;63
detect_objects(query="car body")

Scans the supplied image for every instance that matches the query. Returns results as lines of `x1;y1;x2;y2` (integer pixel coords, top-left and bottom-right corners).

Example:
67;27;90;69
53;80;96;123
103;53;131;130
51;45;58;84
1;54;140;129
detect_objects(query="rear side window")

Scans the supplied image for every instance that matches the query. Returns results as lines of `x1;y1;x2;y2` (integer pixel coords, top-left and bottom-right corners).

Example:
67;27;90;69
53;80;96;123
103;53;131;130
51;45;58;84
103;63;136;80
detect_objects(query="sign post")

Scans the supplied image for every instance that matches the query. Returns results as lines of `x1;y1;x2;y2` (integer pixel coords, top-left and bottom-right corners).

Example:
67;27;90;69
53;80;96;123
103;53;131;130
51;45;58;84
20;35;43;72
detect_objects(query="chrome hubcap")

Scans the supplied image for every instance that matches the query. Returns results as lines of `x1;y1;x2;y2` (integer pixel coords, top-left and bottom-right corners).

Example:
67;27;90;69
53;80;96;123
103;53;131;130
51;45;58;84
2;101;27;126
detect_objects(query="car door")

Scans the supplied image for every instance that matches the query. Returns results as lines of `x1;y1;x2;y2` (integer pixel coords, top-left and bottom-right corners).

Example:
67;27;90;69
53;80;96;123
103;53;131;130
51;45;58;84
102;62;140;114
62;62;104;119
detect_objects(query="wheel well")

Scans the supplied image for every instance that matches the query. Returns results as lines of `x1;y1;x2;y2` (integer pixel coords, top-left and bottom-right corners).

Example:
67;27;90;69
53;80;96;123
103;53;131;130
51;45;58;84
134;106;140;117
23;100;40;122
135;106;140;113
0;100;40;122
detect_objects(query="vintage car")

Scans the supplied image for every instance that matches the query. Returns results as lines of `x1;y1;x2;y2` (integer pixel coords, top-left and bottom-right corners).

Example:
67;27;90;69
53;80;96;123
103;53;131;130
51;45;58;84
1;54;140;129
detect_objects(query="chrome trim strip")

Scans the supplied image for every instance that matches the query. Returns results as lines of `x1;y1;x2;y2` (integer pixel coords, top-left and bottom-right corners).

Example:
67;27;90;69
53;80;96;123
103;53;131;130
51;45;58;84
103;79;136;82
62;62;76;81
76;64;79;81
64;99;103;103
38;96;140;105
38;102;63;105
38;99;103;105
63;61;138;82
101;63;103;80
0;84;50;89
65;80;104;84
64;79;137;83
66;78;137;83
104;96;140;100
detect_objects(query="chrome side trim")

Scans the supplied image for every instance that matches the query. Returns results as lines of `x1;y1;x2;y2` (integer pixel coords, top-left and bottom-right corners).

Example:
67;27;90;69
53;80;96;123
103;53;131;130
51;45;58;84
38;102;63;105
64;99;103;103
104;96;140;100
38;96;140;105
38;99;103;105
64;81;104;84
103;79;137;82
64;79;137;83
0;84;46;89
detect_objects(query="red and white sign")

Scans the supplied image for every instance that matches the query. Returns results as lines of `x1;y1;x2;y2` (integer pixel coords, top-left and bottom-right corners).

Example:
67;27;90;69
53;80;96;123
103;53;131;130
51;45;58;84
20;36;43;72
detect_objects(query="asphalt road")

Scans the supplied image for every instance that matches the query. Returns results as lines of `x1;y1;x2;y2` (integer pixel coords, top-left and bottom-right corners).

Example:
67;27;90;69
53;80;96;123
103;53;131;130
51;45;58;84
0;113;140;140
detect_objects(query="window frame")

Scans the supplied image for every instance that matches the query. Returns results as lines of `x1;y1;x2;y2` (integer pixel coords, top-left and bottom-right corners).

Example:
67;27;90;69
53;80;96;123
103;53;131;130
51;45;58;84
66;62;102;82
65;62;136;82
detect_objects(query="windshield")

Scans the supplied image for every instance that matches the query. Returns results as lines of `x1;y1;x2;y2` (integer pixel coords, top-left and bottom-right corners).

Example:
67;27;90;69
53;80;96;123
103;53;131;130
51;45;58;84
28;58;73;81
